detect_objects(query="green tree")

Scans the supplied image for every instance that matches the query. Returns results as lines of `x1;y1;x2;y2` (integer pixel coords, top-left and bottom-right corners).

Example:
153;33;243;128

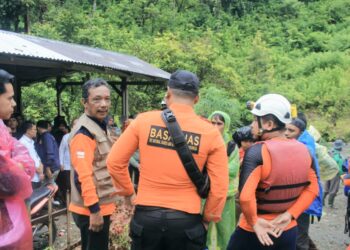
195;86;242;129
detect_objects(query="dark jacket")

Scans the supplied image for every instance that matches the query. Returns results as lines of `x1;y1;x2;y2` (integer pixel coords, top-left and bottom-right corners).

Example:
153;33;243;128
35;131;60;172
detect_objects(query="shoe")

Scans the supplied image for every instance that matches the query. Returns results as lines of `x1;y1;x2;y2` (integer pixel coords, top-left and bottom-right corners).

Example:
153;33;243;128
52;200;60;206
309;238;318;250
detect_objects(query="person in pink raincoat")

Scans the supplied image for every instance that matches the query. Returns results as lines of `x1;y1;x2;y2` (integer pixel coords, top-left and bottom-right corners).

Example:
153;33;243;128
0;69;35;250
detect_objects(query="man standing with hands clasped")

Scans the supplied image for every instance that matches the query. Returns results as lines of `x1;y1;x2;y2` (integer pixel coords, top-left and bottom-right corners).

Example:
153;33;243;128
107;70;229;250
69;78;117;250
227;94;319;250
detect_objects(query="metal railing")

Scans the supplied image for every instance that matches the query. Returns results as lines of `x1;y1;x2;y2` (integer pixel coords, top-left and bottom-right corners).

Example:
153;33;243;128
31;191;81;250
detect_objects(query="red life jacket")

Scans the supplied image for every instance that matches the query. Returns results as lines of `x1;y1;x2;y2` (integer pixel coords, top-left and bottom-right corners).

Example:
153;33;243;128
256;139;311;214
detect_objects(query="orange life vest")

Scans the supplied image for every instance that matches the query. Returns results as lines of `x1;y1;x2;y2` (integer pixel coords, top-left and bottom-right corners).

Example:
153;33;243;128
256;139;311;214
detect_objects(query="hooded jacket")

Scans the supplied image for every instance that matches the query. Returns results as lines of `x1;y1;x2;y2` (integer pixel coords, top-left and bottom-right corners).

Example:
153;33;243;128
298;130;323;218
0;120;34;250
208;111;240;197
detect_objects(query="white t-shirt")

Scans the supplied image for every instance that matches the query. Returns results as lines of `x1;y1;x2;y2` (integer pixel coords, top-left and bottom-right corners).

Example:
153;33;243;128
19;135;41;182
59;133;72;171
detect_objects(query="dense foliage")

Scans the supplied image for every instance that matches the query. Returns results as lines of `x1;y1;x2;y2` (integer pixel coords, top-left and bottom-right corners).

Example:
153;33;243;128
1;0;349;140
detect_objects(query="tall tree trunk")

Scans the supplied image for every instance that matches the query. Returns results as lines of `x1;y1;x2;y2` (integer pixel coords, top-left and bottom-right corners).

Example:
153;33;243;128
14;17;19;32
93;0;97;12
24;7;30;34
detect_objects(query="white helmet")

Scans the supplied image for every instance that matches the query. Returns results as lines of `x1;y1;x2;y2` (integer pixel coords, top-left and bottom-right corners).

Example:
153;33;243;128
251;94;292;124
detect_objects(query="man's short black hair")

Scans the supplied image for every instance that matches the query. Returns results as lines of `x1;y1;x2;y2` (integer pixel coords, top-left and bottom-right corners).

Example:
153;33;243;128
37;120;50;129
261;114;286;130
82;78;110;100
297;112;308;128
0;69;15;95
19;121;35;136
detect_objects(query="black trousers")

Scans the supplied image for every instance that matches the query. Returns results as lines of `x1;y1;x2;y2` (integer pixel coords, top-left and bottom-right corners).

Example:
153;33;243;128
32;181;41;189
227;226;297;250
56;170;71;205
72;213;110;250
130;206;207;250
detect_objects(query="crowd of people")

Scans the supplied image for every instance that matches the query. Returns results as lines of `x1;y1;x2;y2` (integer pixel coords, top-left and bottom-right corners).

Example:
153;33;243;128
0;67;349;250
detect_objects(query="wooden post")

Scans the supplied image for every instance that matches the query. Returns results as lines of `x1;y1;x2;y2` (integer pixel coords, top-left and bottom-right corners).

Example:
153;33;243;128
48;195;53;247
14;79;22;114
56;76;62;116
66;190;71;250
121;77;128;121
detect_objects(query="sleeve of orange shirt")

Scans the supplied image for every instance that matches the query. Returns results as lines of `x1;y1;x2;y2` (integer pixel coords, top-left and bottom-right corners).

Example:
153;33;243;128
343;174;350;187
287;163;319;219
70;134;99;208
203;132;229;223
106;119;138;197
238;143;265;227
239;167;261;227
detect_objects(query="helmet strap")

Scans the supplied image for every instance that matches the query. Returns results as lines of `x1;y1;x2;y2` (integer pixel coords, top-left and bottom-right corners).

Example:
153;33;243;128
264;127;284;133
257;117;264;138
257;116;283;138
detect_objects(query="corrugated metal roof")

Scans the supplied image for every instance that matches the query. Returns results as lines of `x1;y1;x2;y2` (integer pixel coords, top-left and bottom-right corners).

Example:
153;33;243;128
0;29;170;80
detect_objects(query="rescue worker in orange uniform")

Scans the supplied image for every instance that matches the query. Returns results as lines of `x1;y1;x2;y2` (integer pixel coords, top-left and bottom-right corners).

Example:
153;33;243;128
227;94;319;250
106;70;229;250
69;79;117;250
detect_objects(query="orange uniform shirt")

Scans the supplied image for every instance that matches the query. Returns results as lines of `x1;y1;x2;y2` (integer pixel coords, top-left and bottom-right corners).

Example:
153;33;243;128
107;103;229;222
239;140;319;232
69;133;115;216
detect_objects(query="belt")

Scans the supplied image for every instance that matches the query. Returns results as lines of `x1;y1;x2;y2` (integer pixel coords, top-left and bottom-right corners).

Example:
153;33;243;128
135;205;200;219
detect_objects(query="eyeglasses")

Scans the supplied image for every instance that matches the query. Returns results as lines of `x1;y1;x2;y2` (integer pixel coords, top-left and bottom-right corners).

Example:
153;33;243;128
211;121;224;126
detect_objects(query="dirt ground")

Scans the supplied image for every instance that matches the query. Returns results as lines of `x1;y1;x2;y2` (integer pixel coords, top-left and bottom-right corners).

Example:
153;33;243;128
310;182;349;250
53;213;80;250
53;198;132;250
310;145;350;250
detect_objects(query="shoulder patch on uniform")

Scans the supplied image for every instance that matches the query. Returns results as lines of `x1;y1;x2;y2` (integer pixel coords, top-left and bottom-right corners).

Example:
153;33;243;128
147;125;201;154
76;151;85;158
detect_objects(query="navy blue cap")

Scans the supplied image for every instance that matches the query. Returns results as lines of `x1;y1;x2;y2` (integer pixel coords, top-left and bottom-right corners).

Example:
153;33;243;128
334;139;344;150
168;70;200;94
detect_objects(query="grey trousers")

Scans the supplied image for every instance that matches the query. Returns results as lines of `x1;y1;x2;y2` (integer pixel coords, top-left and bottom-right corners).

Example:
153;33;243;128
324;174;341;205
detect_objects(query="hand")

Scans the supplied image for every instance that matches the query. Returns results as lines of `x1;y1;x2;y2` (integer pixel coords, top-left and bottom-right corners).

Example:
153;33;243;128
39;173;45;181
271;211;293;237
202;221;209;231
37;165;43;174
45;167;53;178
125;193;136;208
110;135;119;143
17;162;24;171
89;212;104;232
60;165;64;171
253;218;278;246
